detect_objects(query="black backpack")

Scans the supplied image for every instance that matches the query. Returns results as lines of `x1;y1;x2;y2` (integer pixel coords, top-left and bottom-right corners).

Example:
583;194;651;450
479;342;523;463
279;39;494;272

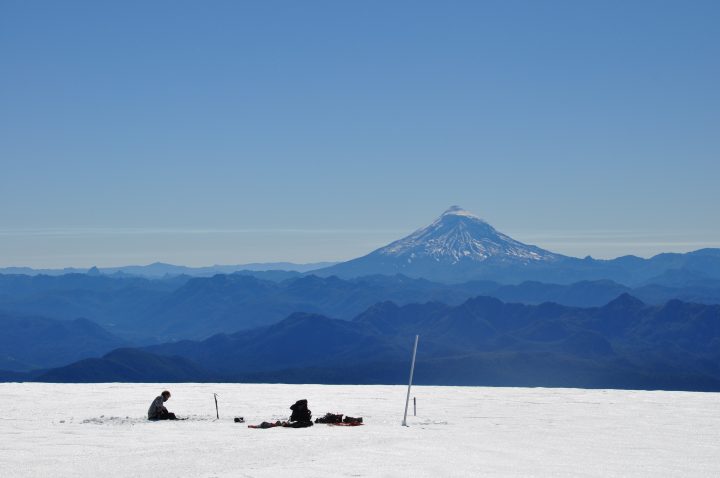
289;399;312;422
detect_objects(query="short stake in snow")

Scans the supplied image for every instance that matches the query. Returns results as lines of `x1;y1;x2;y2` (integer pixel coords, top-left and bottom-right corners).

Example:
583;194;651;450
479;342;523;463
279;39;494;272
402;335;419;427
213;393;219;419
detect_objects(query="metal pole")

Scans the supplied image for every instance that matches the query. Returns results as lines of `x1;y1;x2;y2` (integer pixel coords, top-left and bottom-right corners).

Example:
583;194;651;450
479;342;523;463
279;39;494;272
214;393;219;419
402;335;419;426
413;397;416;416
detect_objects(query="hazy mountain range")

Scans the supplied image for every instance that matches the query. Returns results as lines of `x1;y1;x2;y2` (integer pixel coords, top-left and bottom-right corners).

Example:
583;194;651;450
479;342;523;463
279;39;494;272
15;294;720;391
2;273;720;346
2;206;720;390
0;312;127;372
5;206;720;286
0;261;336;278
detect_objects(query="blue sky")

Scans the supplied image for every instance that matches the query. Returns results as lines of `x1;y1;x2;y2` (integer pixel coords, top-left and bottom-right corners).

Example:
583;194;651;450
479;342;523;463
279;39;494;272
1;1;719;267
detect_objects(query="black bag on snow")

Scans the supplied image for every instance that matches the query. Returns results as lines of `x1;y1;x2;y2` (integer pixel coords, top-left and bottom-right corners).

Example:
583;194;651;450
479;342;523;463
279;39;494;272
289;399;312;423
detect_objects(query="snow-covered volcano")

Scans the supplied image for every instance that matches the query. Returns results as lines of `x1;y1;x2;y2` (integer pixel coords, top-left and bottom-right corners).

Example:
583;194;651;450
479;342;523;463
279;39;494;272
314;206;566;281
377;206;559;264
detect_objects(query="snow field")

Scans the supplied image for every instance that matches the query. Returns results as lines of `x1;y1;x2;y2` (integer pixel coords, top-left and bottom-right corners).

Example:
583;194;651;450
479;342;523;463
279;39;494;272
0;383;718;477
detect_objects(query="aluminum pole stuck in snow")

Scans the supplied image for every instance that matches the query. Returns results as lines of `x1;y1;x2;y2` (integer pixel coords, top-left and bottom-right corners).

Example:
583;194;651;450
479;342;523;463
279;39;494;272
402;335;419;426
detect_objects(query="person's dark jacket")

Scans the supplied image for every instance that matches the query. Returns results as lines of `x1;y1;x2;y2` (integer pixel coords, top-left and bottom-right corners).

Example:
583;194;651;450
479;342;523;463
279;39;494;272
148;395;168;419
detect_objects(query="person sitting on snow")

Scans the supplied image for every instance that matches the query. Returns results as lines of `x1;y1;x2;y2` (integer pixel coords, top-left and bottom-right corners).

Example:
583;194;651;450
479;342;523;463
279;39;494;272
148;390;177;420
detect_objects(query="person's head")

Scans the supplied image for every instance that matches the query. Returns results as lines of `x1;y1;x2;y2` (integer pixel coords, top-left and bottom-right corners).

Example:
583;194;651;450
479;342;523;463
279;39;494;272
161;390;171;402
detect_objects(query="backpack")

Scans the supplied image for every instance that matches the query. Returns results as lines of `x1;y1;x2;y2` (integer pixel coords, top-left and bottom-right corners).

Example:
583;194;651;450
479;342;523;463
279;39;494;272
289;399;312;422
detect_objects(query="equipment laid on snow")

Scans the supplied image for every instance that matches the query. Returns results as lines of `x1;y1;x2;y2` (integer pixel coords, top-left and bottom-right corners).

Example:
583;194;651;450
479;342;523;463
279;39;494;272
248;421;284;429
315;413;343;424
249;399;316;429
316;413;363;425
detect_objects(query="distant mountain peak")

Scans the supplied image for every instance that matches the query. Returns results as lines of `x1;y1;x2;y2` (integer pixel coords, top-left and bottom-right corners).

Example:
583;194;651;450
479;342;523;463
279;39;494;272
441;205;484;220
311;206;569;281
603;293;645;310
375;207;560;265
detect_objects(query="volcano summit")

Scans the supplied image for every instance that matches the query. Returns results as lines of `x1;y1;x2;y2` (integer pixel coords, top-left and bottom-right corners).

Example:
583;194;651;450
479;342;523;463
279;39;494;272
313;206;720;284
377;206;561;265
314;206;567;282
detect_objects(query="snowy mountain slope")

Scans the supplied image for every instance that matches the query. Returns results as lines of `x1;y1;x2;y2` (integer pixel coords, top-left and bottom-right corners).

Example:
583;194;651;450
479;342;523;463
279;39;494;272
376;206;562;264
314;206;570;281
313;207;720;284
2;383;718;478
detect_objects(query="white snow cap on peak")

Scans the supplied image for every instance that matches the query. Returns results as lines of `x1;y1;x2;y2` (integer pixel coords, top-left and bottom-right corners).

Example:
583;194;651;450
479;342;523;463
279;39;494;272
441;205;484;220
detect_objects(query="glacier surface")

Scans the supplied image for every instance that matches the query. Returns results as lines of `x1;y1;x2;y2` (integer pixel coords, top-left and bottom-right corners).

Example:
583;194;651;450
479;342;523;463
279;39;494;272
1;383;718;477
